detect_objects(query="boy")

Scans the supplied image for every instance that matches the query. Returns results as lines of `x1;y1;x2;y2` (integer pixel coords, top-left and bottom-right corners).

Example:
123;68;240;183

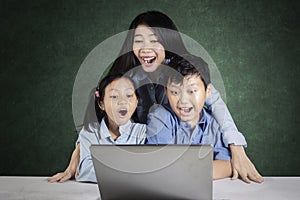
146;55;232;180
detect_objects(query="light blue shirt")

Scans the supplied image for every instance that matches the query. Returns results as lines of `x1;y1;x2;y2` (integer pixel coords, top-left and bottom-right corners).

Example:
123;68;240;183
206;85;247;147
146;105;232;161
128;66;246;147
76;119;146;183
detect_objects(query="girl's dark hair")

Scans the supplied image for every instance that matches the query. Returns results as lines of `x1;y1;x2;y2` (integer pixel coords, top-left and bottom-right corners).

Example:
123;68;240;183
108;10;190;75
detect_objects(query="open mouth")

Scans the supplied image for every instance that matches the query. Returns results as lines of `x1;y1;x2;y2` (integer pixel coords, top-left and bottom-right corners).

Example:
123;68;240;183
141;56;156;64
119;109;128;117
178;107;193;115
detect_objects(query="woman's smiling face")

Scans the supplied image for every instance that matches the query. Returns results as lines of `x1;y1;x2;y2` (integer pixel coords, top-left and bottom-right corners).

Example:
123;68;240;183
133;24;166;73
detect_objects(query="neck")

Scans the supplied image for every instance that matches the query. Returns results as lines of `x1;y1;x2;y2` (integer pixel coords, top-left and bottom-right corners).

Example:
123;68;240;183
106;118;120;141
147;67;162;82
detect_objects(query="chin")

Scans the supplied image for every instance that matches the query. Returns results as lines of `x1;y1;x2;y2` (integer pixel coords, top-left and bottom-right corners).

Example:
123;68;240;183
141;65;159;73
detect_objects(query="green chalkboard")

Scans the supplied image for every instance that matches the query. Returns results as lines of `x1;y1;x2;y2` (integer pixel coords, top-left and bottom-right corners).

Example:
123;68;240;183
0;0;299;176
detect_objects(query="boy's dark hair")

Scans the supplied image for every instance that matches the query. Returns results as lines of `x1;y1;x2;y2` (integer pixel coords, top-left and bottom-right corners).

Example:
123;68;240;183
167;54;211;89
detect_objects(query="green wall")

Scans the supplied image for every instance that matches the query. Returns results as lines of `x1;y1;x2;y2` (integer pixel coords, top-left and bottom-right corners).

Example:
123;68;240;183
1;0;299;176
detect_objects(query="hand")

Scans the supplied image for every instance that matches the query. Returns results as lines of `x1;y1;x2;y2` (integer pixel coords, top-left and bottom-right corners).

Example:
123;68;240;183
48;144;80;183
230;145;264;184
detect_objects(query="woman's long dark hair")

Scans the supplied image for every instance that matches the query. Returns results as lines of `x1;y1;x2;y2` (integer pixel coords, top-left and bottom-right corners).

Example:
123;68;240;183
108;10;190;75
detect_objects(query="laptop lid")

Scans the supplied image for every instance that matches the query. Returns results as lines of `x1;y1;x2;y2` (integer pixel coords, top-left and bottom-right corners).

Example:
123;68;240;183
90;145;213;200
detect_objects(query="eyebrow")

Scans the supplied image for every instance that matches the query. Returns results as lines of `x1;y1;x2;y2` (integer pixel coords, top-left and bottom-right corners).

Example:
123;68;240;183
134;33;156;37
167;83;181;88
168;82;199;88
108;88;134;92
188;83;199;87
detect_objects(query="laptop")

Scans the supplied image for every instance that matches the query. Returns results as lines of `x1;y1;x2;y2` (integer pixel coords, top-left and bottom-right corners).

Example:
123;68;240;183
90;145;213;200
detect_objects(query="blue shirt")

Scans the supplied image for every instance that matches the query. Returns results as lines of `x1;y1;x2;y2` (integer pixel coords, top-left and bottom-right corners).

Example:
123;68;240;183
76;119;146;183
146;105;231;161
128;66;247;147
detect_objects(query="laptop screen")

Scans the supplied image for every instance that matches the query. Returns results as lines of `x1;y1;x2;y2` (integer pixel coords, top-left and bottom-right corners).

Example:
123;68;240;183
91;145;213;200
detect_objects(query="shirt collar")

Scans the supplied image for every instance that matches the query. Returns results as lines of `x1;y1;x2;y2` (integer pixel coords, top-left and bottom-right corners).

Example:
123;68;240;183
197;108;211;135
119;120;133;136
99;118;110;139
99;118;133;140
166;105;211;135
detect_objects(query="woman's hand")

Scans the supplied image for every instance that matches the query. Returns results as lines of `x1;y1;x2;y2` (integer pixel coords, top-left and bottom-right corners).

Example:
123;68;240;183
48;144;80;183
230;145;264;183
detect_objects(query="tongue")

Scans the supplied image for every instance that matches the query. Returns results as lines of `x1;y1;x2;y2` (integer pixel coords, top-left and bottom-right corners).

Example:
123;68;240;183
149;57;156;63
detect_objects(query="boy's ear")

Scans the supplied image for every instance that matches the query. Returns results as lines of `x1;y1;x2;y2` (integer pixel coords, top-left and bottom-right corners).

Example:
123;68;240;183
206;84;212;98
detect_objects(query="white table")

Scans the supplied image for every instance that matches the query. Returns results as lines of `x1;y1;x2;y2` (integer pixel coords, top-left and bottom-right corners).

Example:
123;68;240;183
213;177;300;200
0;176;299;200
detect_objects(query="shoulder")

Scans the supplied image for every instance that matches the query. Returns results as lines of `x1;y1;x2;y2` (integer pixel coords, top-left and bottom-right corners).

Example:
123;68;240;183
148;104;174;119
78;121;102;141
79;122;100;135
150;104;166;112
130;122;147;133
122;120;146;138
147;104;178;129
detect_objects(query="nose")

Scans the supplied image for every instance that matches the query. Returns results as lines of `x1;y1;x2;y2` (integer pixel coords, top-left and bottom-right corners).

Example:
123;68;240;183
139;39;155;51
178;92;189;104
117;97;128;105
140;48;153;54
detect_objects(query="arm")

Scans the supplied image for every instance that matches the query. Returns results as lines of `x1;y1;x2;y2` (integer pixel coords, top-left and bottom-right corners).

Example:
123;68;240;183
47;143;80;183
205;85;246;146
206;85;263;183
230;145;264;183
213;160;232;180
146;105;174;144
75;128;98;183
211;129;232;180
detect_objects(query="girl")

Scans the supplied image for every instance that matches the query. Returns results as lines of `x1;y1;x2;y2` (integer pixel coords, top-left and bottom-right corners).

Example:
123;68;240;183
49;11;263;183
50;74;146;183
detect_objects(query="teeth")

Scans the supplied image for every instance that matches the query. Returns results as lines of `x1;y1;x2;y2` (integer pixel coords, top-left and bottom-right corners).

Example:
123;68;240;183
142;56;156;64
180;107;192;112
143;57;154;61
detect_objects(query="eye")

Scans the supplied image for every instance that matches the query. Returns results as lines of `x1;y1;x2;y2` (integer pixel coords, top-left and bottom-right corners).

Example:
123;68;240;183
134;40;143;43
109;95;118;99
150;39;159;43
126;94;134;98
170;90;179;95
188;90;197;94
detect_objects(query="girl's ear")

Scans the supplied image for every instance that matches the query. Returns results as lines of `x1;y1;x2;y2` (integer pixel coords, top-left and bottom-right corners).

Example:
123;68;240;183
205;83;212;98
99;101;105;111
